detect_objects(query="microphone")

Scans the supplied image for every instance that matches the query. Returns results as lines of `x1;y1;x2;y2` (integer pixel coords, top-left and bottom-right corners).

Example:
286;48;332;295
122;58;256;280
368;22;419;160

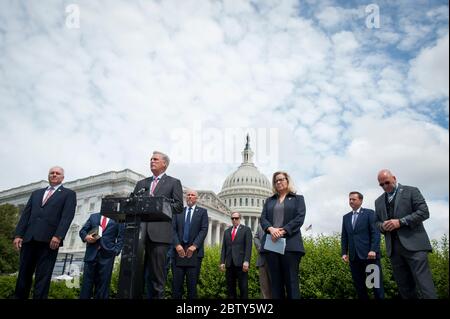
127;187;148;202
135;187;148;196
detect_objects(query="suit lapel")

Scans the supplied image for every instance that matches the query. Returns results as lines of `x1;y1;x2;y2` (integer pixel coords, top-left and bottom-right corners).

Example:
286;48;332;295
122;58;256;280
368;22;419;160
394;185;404;218
153;174;166;195
42;186;63;207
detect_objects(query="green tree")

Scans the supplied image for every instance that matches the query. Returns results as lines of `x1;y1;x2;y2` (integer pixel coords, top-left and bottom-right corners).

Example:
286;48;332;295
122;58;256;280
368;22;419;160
0;204;20;274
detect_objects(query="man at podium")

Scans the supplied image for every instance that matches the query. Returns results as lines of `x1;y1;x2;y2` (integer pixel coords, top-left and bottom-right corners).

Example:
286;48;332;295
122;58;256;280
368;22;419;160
133;151;183;299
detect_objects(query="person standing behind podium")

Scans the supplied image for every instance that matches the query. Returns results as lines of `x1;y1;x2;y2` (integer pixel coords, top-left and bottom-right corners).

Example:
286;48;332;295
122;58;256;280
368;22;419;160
134;151;184;299
172;189;208;299
220;212;252;299
260;171;306;299
13;166;77;299
79;212;125;299
341;191;384;299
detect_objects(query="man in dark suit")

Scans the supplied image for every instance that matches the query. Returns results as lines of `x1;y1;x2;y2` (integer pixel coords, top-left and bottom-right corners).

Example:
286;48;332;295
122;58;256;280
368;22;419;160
172;189;208;299
375;169;437;299
134;151;183;299
220;212;252;299
254;224;271;299
13;166;77;299
341;191;384;299
79;212;125;299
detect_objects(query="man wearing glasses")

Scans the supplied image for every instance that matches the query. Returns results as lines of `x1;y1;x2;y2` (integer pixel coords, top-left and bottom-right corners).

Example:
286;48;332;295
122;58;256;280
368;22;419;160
374;169;437;299
220;212;252;299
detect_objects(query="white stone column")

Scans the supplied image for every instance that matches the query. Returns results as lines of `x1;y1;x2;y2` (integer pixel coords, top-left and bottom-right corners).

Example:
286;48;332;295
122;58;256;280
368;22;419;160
253;216;259;233
215;222;221;246
206;219;212;246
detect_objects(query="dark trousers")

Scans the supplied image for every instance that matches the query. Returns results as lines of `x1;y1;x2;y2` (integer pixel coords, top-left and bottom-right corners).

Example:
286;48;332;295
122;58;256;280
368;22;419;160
145;240;169;299
349;257;384;299
265;251;302;299
390;238;437;299
172;258;202;299
15;240;59;299
79;250;115;299
225;265;248;299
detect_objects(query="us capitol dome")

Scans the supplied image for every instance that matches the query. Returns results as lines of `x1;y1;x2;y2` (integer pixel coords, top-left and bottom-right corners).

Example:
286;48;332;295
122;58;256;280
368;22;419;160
218;134;272;233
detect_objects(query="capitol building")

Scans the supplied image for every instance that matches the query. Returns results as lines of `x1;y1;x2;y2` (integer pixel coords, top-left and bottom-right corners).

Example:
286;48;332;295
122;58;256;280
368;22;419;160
0;135;272;275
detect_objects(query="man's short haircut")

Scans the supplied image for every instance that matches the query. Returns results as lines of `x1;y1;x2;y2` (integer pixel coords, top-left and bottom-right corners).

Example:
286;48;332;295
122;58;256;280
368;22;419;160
153;151;170;167
349;191;363;200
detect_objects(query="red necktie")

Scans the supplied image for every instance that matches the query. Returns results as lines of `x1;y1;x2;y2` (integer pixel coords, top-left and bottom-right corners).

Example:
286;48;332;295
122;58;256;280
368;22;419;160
231;226;237;241
150;177;159;196
101;216;107;232
42;187;55;205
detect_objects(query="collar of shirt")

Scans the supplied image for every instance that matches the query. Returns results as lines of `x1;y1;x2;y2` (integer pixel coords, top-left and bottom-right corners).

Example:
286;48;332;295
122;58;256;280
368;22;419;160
152;173;166;181
47;184;62;191
353;207;362;214
185;205;196;222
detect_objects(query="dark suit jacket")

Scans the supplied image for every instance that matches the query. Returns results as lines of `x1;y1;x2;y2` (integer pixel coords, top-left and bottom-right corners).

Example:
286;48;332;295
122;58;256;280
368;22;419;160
172;206;208;258
14;185;77;245
79;213;125;262
220;224;252;267
260;192;306;254
134;174;183;243
375;184;432;256
341;208;381;261
253;224;266;267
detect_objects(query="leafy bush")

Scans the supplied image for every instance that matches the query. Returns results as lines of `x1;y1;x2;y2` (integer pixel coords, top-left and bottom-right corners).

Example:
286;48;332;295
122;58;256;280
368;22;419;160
2;234;448;299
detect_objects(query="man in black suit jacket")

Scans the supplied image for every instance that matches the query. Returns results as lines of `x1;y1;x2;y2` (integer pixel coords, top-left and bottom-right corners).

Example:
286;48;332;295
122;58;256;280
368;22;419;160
134;151;183;299
79;212;125;299
13;166;77;299
375;169;437;299
172;189;208;299
220;212;252;299
341;191;384;299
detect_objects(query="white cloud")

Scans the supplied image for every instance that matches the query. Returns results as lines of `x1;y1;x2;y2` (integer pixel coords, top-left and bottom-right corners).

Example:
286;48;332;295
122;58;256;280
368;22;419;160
0;0;448;241
408;33;449;102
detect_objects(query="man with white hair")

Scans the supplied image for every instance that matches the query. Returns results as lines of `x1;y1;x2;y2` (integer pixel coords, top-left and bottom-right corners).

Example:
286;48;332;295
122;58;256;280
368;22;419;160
133;151;183;299
13;166;77;299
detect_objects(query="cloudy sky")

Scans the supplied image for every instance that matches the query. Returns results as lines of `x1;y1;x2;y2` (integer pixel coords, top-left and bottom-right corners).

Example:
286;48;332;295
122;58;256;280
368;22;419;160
0;0;448;240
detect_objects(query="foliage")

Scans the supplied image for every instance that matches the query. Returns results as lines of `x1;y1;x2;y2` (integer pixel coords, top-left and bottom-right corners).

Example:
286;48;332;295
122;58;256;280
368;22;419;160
0;204;20;274
1;234;448;299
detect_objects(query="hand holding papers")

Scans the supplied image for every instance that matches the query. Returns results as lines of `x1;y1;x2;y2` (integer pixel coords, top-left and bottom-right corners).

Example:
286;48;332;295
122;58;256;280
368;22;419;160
264;237;286;255
88;226;102;240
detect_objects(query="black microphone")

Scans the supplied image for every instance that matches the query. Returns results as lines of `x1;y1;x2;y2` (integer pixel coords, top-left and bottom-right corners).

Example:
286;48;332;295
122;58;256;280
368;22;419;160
135;187;148;196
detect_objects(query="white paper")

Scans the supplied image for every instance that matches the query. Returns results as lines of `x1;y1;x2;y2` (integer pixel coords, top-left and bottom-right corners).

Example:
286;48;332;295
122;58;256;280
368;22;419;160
264;237;286;255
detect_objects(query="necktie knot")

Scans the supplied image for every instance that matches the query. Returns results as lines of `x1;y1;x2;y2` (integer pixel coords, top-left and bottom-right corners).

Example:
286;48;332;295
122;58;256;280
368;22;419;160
42;187;55;205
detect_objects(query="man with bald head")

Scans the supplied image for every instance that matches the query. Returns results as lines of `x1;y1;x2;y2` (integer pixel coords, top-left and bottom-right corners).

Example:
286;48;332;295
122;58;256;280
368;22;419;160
374;169;437;299
13;166;77;299
172;189;208;299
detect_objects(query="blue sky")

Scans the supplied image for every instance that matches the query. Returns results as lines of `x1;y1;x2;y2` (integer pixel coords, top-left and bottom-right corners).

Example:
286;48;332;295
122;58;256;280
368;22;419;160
0;0;448;239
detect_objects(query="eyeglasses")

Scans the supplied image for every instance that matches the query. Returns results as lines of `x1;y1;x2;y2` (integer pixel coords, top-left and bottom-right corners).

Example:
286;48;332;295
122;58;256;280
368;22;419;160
231;217;240;220
379;181;391;187
275;178;287;183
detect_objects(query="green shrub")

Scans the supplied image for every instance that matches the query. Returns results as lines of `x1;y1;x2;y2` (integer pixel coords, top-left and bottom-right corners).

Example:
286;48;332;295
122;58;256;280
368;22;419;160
2;234;448;299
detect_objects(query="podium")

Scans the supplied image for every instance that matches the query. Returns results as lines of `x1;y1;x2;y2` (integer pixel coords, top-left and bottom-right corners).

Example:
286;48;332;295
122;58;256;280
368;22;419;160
100;196;174;299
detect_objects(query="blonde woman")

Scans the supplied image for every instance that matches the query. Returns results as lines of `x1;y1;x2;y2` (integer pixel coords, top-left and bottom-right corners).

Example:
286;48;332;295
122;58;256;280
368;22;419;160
260;171;306;299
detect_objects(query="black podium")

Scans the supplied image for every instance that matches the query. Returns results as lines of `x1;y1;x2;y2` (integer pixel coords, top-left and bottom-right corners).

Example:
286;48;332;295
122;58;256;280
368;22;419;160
100;196;174;299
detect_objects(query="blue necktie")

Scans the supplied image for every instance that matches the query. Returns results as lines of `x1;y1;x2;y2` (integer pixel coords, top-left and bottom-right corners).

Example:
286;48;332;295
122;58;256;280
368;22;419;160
183;207;192;243
352;212;358;229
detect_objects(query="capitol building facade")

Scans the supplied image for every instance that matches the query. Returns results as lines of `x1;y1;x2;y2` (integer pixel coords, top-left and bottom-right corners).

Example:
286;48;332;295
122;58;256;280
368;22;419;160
0;136;273;275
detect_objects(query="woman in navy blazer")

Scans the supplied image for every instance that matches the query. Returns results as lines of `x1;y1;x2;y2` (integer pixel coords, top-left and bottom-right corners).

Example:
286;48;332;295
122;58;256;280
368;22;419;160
260;171;306;299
